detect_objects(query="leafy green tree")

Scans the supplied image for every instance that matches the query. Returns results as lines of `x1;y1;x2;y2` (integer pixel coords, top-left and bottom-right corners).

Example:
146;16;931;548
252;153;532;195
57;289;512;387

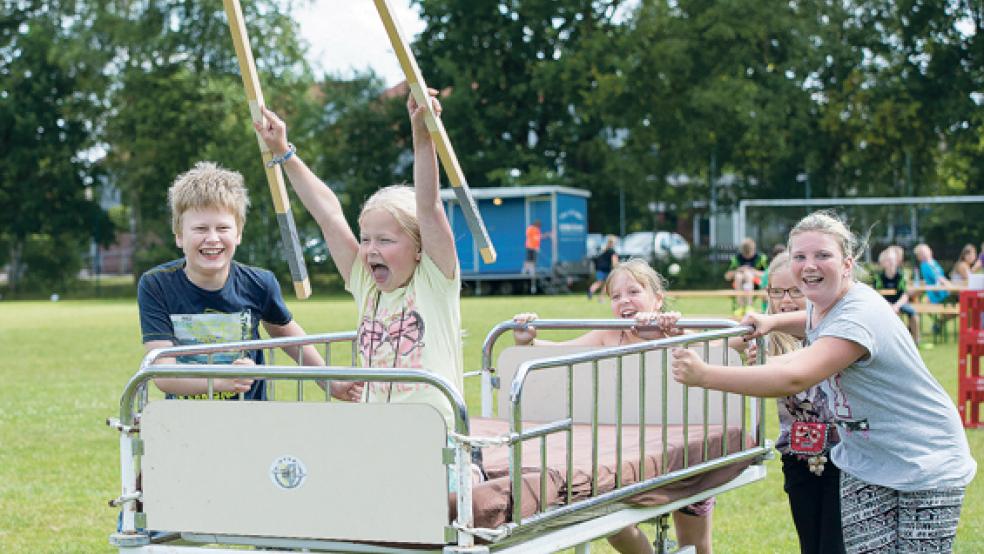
0;2;113;292
410;0;629;229
95;0;317;278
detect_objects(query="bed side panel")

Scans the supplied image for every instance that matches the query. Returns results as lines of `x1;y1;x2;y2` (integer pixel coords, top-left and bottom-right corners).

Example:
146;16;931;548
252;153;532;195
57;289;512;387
141;401;449;544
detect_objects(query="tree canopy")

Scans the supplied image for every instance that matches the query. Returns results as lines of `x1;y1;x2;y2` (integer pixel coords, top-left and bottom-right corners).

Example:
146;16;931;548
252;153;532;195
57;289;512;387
1;0;981;290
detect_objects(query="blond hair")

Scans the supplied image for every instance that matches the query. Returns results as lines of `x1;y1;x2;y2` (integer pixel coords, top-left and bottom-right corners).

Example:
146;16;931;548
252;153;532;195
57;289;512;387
878;247;898;266
605;258;667;301
739;237;756;257
788;210;868;281
359;185;421;250
169;161;249;235
764;252;802;356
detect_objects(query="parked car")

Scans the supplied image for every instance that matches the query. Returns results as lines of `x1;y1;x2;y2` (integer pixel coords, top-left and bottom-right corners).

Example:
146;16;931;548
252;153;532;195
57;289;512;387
618;231;690;261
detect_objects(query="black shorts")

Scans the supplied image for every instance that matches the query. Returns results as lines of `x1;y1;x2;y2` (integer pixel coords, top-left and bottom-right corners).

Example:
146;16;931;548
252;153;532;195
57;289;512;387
525;248;538;262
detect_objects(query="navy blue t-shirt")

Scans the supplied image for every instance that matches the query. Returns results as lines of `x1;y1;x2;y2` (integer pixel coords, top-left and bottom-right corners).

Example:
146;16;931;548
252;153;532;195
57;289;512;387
137;259;293;400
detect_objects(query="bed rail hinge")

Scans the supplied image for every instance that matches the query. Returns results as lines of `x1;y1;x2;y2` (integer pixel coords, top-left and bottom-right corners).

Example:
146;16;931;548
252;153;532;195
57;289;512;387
106;417;139;434
442;447;456;464
134;512;147;529
108;492;142;508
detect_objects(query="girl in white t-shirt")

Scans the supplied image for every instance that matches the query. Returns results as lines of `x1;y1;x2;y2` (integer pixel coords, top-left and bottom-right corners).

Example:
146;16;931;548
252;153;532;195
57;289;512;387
672;211;975;552
255;92;473;484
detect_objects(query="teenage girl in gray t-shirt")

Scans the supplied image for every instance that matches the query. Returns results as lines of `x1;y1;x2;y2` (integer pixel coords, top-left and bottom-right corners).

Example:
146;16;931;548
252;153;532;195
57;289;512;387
671;211;976;553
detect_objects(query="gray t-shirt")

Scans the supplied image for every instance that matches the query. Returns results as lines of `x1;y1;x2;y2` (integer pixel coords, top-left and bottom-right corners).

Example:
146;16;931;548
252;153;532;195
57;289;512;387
806;283;976;491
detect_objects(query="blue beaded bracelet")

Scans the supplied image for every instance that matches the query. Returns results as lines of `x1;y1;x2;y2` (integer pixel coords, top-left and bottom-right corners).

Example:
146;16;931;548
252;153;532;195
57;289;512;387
266;143;296;167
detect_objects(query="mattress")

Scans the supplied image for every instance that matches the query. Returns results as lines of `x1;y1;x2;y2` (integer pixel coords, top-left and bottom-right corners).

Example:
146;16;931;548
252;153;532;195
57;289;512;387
457;417;754;529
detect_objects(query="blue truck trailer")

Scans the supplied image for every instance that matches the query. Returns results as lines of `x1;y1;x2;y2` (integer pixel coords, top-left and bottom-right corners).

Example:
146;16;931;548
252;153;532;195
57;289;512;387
439;186;591;294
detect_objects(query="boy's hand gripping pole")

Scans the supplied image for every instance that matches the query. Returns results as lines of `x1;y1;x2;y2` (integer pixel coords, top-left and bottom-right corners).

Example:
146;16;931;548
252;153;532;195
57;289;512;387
372;0;497;264
222;0;312;299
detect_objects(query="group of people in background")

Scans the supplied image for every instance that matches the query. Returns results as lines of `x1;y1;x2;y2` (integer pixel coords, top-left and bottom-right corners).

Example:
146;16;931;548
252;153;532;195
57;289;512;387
720;235;984;347
134;89;975;552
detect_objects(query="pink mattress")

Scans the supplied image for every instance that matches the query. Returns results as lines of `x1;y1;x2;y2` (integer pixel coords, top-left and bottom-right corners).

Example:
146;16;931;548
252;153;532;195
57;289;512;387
455;417;755;528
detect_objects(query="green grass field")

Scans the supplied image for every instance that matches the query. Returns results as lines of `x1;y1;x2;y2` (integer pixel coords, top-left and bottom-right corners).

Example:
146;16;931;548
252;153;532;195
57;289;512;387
0;295;980;552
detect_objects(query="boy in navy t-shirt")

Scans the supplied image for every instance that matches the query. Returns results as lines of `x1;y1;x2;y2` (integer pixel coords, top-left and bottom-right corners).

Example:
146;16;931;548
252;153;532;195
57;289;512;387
137;161;360;400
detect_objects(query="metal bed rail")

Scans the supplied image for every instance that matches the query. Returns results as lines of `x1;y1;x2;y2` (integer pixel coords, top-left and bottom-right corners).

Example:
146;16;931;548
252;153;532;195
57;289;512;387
474;319;769;541
110;333;478;552
128;331;359;412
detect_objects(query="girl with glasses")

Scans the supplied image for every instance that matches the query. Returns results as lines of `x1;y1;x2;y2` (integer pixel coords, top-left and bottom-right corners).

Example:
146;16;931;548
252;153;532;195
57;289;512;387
761;253;844;554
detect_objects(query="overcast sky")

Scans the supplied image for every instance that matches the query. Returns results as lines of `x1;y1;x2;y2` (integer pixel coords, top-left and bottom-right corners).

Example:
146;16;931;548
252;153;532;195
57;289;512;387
295;0;425;86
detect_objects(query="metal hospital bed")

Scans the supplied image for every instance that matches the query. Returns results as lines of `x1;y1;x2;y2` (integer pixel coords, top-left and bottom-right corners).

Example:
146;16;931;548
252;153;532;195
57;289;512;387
108;319;771;553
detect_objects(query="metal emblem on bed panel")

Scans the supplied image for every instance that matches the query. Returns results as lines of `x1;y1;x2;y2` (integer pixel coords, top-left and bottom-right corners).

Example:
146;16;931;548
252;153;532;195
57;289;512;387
270;456;307;489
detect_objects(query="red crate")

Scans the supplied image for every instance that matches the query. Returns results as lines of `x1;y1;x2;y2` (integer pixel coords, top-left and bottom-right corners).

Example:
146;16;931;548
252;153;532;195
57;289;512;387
958;291;984;428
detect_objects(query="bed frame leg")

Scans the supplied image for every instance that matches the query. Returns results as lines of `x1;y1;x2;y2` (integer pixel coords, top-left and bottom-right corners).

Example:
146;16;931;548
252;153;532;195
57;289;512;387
574;543;590;554
653;514;674;554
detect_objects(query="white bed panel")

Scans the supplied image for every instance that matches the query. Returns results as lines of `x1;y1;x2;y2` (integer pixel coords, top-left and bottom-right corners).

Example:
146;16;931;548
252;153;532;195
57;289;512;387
141;400;449;544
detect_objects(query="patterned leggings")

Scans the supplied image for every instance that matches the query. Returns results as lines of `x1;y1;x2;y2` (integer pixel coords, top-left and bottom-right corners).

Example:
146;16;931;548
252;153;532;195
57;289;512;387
840;472;965;553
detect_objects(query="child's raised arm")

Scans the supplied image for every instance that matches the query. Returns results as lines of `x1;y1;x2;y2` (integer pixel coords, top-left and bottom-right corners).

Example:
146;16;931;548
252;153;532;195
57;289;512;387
408;90;457;279
254;107;359;283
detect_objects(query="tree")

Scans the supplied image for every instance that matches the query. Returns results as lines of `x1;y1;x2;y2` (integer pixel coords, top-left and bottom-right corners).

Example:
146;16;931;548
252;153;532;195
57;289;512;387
410;0;629;227
95;0;317;278
0;2;113;292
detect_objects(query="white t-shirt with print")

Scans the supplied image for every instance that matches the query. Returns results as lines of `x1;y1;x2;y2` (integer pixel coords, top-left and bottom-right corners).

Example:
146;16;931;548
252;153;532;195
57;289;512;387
347;253;464;432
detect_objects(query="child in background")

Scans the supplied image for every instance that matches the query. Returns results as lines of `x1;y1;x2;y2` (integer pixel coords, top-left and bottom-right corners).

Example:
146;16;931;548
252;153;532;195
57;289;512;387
254;90;464;440
872;247;921;347
950;243;978;284
587;234;619;301
673;211;975;552
724;238;769;316
512;258;714;554
137;162;356;400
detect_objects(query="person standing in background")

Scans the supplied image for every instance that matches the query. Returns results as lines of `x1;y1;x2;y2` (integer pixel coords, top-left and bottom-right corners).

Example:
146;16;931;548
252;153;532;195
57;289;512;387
587;235;618;301
522;219;543;277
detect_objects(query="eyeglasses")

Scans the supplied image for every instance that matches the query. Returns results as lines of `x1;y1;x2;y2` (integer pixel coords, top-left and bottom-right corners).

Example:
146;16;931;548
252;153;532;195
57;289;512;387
767;287;804;299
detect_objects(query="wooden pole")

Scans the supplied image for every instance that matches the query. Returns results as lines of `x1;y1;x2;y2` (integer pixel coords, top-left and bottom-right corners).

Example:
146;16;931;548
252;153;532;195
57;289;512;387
222;0;311;299
371;0;497;264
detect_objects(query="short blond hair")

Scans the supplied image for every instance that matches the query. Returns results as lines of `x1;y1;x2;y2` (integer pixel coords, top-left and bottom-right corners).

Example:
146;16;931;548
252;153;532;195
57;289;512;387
878;247;898;266
739;237;756;258
169;162;249;235
359;185;421;250
605;258;667;299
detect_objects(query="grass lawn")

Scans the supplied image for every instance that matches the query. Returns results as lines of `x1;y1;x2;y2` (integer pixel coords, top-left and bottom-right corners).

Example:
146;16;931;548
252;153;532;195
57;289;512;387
0;294;980;552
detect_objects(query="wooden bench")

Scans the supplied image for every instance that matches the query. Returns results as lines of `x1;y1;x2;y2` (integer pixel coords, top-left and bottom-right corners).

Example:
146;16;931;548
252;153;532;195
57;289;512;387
666;289;765;298
910;302;961;343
